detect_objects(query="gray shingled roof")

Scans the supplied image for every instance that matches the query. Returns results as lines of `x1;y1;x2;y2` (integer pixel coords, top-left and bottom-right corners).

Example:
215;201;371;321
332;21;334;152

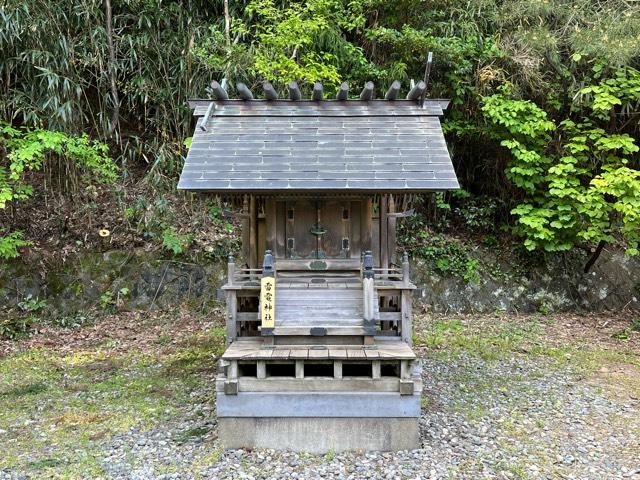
178;100;459;193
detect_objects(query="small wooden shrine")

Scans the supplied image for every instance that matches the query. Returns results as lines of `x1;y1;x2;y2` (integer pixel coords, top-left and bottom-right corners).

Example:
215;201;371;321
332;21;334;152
178;78;459;452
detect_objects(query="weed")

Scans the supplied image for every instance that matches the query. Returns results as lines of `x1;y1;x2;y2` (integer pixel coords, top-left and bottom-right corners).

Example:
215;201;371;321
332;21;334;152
162;228;194;255
0;315;34;339
154;334;173;346
18;294;47;313
176;426;210;444
0;382;48;397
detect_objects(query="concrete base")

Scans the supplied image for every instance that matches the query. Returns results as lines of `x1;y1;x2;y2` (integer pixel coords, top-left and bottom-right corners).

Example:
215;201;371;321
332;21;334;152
218;417;419;453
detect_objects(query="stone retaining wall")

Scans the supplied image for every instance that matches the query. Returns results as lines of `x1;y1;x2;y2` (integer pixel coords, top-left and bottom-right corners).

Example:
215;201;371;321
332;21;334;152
1;248;638;314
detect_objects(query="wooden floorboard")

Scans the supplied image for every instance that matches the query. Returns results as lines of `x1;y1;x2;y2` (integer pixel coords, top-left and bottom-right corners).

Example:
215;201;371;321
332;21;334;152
222;338;416;360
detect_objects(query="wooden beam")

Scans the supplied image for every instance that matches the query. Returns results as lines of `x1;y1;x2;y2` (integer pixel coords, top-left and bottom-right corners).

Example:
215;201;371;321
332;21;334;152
263;81;278;100
384;80;401;100
336;82;349;100
288;80;302;101
312;82;323;101
210;80;229;100
236;376;404;393
236;82;254;100
360;81;374;101
199;102;214;131
406;80;426;101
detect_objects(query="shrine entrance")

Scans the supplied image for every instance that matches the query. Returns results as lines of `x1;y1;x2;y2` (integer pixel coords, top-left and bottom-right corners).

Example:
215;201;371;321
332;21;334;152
275;199;363;270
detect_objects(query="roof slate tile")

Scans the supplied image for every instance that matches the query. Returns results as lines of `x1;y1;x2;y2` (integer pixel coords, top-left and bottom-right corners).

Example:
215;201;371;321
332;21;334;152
178;101;459;192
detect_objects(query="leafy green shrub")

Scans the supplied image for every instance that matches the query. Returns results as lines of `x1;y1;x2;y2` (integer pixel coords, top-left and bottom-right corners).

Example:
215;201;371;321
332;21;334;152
51;311;91;329
0;230;31;259
0;316;33;340
0;124;117;260
162;228;194;255
399;214;481;283
482;71;640;257
18;294;47;313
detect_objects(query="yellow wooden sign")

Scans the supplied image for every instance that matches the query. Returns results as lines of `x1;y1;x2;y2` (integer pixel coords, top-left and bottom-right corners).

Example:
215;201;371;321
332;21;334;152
260;277;276;328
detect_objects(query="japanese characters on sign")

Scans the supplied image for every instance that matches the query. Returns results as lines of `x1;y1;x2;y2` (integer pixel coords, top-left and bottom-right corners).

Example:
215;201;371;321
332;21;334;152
260;277;275;328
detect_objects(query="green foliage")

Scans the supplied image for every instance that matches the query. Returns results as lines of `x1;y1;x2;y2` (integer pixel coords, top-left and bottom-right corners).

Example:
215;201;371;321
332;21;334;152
50;312;91;330
0;316;33;340
161;228;194;255
0;126;116;208
99;287;130;312
18;294;47;313
400;214;480;283
482;70;640;255
1;0;640;265
0;124;117;259
0;230;31;259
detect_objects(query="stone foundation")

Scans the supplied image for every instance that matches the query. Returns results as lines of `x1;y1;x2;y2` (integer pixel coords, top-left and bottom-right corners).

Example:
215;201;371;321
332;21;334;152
218;417;420;453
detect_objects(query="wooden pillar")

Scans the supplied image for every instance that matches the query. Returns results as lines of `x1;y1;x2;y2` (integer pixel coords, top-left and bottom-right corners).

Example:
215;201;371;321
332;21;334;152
249;194;258;270
388;195;397;266
227;254;235;286
257;361;266;379
372;360;381;379
225;290;237;344
241;195;250;265
265;198;276;253
401;290;413;345
402;252;410;287
360;197;373;254
333;360;342;379
380;194;389;273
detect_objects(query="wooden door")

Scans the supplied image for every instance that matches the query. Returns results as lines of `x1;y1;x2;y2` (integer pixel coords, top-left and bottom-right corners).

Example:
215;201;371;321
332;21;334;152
275;199;362;270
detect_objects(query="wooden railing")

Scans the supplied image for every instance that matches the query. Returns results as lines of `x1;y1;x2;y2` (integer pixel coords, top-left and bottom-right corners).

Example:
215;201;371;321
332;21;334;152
226;255;263;285
362;251;411;287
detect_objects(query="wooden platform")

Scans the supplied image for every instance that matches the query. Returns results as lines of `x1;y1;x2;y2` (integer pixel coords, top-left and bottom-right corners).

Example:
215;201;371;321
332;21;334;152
221;337;416;361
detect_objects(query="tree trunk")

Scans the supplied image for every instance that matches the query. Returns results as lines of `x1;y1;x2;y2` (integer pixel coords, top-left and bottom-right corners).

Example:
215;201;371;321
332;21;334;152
584;240;606;273
224;0;231;47
104;0;119;136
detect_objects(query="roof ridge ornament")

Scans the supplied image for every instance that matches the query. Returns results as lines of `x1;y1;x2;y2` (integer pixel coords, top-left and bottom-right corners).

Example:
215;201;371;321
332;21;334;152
420;52;434;107
263;81;278;100
360;81;374;101
385;80;401;101
288;81;302;101
336;82;349;100
210;80;229;100
236;82;253;100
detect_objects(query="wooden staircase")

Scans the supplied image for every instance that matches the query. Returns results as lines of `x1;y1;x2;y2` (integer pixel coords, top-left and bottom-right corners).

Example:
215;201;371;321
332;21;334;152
269;285;377;337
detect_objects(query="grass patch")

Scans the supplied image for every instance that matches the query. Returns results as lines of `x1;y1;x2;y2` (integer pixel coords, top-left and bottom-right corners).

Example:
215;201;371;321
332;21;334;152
0;339;217;477
416;316;640;373
0;381;48;397
416;318;539;361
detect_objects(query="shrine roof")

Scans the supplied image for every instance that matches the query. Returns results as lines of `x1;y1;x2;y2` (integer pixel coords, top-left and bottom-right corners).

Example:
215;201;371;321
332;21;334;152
178;98;459;193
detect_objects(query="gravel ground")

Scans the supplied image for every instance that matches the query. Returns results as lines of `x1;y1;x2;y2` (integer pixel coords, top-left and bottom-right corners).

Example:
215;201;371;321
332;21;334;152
67;353;640;479
0;319;640;480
